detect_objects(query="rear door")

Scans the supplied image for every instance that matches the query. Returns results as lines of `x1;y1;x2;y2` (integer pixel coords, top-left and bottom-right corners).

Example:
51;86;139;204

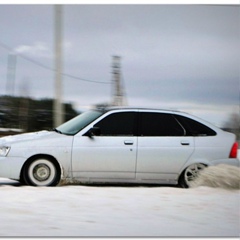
136;111;195;180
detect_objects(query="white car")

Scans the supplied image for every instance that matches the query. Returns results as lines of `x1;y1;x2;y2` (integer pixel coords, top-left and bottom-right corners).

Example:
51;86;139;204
0;107;239;187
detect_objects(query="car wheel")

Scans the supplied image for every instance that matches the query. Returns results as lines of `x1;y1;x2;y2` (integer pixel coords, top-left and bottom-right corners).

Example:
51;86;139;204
179;163;206;188
22;157;61;186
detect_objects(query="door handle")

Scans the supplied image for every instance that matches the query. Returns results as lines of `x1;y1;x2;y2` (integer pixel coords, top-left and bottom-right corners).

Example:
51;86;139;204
124;140;134;145
181;141;190;146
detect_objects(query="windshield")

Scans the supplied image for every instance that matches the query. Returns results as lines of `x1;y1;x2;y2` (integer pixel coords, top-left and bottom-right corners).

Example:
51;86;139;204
56;110;103;135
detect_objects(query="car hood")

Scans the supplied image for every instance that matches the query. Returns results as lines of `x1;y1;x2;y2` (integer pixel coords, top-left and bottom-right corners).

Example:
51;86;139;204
0;130;71;147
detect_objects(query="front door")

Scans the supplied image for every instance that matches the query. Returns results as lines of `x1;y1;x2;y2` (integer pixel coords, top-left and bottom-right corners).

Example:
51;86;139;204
71;111;138;180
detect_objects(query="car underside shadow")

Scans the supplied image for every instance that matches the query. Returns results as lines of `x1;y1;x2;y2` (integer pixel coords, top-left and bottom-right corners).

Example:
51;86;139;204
59;182;181;188
0;178;22;186
0;176;182;188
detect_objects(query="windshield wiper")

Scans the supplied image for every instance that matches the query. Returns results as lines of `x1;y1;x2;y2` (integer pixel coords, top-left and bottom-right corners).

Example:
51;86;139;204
52;128;63;134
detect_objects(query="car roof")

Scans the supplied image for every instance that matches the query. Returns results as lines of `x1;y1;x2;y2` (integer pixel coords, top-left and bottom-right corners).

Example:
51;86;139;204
88;105;222;131
92;106;220;130
95;106;185;114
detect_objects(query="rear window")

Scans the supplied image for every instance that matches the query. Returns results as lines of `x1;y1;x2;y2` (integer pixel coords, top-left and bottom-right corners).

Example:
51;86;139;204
139;113;185;136
175;115;216;136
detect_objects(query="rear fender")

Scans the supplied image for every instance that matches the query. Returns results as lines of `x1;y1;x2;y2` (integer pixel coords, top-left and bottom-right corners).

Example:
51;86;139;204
179;158;240;178
211;158;239;168
179;159;210;176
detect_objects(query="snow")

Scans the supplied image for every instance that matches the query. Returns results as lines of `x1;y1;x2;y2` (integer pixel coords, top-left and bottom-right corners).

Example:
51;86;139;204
0;183;239;237
0;179;239;236
0;150;239;237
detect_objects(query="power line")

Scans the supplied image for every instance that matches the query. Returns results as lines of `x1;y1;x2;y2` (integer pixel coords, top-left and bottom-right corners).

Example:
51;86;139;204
0;40;111;85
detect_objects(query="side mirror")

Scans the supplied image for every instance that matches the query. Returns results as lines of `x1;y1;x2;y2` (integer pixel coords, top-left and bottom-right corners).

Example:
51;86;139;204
84;127;101;138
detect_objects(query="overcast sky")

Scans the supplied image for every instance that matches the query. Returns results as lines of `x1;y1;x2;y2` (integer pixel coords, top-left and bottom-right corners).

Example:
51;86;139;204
0;4;239;127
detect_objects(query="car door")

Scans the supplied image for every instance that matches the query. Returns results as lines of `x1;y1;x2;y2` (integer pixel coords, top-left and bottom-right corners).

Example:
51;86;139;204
71;111;138;180
136;111;195;180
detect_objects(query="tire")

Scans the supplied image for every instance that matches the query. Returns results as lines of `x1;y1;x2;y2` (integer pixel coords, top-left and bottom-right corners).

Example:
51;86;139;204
22;157;61;186
179;163;206;188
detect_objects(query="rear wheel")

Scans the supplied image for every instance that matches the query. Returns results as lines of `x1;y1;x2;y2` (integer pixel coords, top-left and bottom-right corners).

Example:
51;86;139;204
179;163;206;188
22;157;61;186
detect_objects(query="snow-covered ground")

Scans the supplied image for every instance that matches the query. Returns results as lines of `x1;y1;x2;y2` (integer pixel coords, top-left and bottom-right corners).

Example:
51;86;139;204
0;184;239;237
0;151;239;237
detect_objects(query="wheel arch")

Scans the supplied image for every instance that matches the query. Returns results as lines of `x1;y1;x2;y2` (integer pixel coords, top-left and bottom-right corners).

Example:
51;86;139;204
179;158;210;176
178;161;209;188
20;154;62;184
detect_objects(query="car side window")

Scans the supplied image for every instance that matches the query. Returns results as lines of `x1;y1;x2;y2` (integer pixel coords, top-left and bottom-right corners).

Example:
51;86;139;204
94;112;136;136
139;113;185;136
175;115;216;136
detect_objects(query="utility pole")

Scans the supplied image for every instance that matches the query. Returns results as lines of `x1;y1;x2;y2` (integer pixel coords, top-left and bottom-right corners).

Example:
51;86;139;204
54;5;64;127
6;53;17;96
111;56;127;106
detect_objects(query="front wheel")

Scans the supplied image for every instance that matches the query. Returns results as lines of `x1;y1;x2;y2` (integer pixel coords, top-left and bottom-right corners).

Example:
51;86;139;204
179;163;206;188
22;157;61;186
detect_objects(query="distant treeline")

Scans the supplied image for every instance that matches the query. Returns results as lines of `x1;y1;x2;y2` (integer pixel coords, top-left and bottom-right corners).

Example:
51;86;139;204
0;95;79;133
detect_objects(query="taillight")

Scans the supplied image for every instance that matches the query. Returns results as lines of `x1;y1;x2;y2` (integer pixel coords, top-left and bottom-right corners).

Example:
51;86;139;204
229;142;238;158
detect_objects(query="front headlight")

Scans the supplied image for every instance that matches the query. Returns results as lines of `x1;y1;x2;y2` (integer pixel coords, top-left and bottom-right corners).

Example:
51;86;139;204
0;146;11;157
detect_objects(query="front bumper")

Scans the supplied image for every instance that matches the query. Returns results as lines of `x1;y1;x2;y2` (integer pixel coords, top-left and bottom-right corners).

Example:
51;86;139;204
0;156;26;180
